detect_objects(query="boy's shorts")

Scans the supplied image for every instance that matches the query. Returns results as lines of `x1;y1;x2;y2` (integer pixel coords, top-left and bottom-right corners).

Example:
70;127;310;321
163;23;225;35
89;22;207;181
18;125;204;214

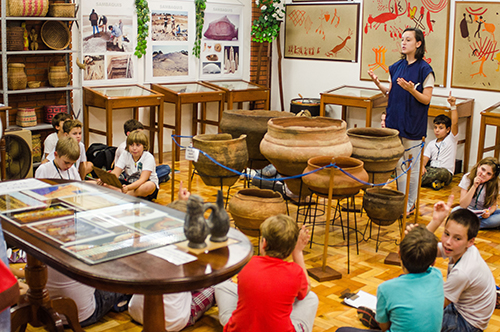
119;179;159;201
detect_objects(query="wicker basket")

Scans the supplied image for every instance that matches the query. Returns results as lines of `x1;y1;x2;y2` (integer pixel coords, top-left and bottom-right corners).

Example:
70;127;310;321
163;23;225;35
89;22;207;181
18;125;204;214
28;81;41;88
7;63;27;90
16;108;37;127
7;27;24;51
41;21;70;50
48;3;75;17
32;134;42;163
7;0;49;17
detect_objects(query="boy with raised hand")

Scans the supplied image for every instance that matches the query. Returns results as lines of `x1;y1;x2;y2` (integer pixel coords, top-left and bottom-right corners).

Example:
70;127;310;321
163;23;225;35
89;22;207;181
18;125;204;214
424;196;496;331
421;92;458;190
336;226;444;332
43;112;71;160
215;214;318;332
36;137;81;180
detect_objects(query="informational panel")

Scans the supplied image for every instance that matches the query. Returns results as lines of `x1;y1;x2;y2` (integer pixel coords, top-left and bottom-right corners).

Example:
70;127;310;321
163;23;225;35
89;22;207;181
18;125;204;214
81;0;137;85
360;0;450;86
199;2;243;80
451;2;500;91
284;3;359;62
144;0;197;83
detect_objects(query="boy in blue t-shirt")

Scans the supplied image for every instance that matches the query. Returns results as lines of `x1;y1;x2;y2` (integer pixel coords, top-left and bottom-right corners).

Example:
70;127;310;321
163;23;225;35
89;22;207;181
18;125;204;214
336;226;444;332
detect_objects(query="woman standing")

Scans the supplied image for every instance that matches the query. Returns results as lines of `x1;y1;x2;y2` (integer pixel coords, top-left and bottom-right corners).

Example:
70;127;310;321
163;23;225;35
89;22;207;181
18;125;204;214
369;27;434;214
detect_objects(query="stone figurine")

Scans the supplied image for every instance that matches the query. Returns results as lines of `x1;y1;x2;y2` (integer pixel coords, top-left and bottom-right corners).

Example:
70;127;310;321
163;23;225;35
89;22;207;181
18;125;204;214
207;190;230;242
184;195;211;249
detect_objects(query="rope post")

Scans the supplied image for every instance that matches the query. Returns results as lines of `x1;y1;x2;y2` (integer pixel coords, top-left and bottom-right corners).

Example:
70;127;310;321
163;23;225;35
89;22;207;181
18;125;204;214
308;159;342;282
414;137;426;223
188;161;193;192
171;135;176;202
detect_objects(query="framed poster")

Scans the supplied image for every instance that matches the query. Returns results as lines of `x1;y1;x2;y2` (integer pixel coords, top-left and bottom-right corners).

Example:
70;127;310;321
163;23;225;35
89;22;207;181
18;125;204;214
81;0;137;85
144;0;197;83
199;2;243;80
284;3;359;62
451;2;500;91
360;0;450;86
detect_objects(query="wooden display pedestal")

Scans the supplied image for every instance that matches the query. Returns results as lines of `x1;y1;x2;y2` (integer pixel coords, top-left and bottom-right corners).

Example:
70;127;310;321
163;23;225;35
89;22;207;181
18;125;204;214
308;266;342;282
384;252;401;266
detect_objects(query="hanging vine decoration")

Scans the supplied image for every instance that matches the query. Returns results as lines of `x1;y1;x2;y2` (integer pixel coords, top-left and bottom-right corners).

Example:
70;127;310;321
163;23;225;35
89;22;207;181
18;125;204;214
135;0;150;58
193;0;206;58
252;0;284;43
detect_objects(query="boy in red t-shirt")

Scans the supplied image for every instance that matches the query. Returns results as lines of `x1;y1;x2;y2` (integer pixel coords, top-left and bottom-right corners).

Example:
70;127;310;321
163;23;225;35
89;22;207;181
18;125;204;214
214;215;318;332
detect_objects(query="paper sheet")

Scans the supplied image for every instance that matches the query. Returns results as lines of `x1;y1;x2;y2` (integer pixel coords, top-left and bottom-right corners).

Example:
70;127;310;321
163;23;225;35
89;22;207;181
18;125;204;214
343;290;377;311
148;245;197;265
0;178;50;195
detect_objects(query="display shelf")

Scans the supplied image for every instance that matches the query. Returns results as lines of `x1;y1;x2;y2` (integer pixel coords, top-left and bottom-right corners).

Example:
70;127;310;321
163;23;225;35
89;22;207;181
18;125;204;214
2;86;75;94
6;50;76;55
8;123;52;131
5;17;77;21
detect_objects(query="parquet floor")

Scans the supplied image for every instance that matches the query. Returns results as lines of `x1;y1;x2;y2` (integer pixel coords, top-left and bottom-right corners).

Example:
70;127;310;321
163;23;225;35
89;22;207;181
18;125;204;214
26;153;500;332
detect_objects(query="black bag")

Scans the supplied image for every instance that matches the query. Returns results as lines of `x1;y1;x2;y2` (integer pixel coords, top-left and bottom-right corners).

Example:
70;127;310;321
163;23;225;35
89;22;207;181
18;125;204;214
86;143;117;171
156;164;171;183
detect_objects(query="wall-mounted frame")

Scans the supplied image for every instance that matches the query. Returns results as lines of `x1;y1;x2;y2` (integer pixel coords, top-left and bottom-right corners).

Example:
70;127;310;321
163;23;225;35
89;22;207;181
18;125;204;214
284;3;359;62
451;2;500;91
359;0;450;87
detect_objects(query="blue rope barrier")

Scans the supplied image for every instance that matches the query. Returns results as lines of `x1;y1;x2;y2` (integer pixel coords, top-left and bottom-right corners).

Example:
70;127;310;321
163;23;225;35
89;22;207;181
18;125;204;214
171;135;424;188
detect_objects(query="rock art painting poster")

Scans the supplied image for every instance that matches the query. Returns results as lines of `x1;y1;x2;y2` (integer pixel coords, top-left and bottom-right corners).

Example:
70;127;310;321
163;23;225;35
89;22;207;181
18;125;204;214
284;3;359;62
451;2;500;91
360;0;450;86
81;0;137;85
145;0;197;83
199;2;243;80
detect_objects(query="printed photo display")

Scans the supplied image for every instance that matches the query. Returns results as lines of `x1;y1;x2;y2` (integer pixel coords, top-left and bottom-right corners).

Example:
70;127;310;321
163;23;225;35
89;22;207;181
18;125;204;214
81;0;137;84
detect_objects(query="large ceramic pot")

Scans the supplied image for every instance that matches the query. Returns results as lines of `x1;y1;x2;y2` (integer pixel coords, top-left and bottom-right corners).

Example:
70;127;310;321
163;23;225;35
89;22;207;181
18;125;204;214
347;127;404;184
363;188;405;226
228;188;286;237
260;117;352;196
193;133;248;187
219;109;294;169
302;156;368;196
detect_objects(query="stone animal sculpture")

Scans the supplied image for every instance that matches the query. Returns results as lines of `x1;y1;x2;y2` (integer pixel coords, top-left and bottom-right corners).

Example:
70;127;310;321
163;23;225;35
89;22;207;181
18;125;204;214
184;195;211;249
207;190;230;242
204;16;238;40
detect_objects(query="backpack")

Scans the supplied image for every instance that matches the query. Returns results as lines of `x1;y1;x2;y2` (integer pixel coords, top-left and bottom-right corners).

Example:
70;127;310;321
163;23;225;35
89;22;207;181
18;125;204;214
86;143;117;172
156;164;171;184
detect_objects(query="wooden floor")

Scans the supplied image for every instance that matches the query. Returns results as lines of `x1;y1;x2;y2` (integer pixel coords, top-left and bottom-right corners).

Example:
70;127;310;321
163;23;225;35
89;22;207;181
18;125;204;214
26;153;500;332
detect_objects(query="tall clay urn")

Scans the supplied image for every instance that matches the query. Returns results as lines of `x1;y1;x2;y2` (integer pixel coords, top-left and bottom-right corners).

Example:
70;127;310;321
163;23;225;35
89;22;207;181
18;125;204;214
260;117;352;196
302;156;368;196
228;188;286;237
220;109;294;169
347;128;404;184
363;188;405;226
193;133;248;187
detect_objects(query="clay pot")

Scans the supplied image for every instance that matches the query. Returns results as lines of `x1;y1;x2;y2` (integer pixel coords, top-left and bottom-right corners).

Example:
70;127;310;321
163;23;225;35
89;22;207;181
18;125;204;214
302;156;368;196
347;127;404;184
260;117;352;196
193;133;248;187
363;188;405;226
228;189;286;237
7;63;27;90
220;109;294;169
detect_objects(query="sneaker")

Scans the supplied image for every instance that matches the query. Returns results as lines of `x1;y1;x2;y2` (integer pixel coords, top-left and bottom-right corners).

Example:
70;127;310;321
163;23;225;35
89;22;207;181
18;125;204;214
432;180;445;191
357;306;380;330
261;164;277;177
407;204;416;216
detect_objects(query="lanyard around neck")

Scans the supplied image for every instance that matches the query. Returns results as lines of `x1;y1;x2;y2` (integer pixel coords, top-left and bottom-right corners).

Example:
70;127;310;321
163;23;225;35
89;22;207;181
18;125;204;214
53;161;70;180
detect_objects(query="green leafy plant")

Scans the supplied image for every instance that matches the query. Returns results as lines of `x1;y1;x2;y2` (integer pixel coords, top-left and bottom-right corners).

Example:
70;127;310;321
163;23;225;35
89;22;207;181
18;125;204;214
135;0;150;58
193;0;206;58
252;0;284;43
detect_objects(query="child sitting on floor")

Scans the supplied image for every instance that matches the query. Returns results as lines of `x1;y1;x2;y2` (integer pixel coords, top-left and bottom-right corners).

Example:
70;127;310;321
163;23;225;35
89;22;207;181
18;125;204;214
114;119;144;166
421;93;458;190
426;197;496;331
215;214;318;332
43;112;71;160
102;130;158;200
36;137;81;180
336;226;444;332
455;157;500;229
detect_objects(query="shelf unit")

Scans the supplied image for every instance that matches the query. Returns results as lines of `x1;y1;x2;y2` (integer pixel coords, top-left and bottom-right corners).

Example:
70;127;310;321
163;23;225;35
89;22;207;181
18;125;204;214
0;0;80;130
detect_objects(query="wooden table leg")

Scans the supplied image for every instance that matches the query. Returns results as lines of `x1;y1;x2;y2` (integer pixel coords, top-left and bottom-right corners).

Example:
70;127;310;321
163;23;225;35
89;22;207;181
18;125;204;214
320;99;326;117
143;294;166;332
192;104;198;137
341;105;347;123
0;136;6;181
106;104;113;147
11;255;83;332
477;115;486;164
83;93;90;150
158;101;164;165
495;127;500;160
464;115;472;173
366;104;373;128
149;106;155;159
201;103;207;134
175;100;182;161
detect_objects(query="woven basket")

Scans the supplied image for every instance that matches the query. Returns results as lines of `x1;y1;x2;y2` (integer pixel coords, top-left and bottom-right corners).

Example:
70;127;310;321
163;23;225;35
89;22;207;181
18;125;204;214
41;21;70;50
7;63;27;90
7;27;24;51
16;108;37;127
32;134;42;163
48;3;75;17
28;81;41;88
7;0;49;17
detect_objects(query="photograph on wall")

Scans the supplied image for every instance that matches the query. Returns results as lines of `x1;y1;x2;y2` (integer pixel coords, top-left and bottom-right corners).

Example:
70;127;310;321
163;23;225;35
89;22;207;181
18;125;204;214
360;0;450;86
145;0;196;83
451;2;500;91
81;0;137;85
284;3;359;62
199;2;243;79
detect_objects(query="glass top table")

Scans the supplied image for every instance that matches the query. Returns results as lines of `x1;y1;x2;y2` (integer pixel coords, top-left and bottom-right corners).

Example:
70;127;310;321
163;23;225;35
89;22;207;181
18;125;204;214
83;84;165;164
477;101;500;163
203;80;270;110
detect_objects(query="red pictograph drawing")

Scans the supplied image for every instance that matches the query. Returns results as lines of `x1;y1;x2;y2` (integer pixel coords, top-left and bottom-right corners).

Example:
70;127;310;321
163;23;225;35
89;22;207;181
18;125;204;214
304;15;313;34
494;52;500;71
325;28;353;57
288;10;306;27
364;0;401;33
315;10;330;40
368;46;389;73
421;0;447;14
469;37;499;77
330;8;340;27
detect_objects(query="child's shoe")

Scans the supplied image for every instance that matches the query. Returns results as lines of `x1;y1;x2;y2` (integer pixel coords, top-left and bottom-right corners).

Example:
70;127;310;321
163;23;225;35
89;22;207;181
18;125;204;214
432;180;445;191
357;306;380;330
